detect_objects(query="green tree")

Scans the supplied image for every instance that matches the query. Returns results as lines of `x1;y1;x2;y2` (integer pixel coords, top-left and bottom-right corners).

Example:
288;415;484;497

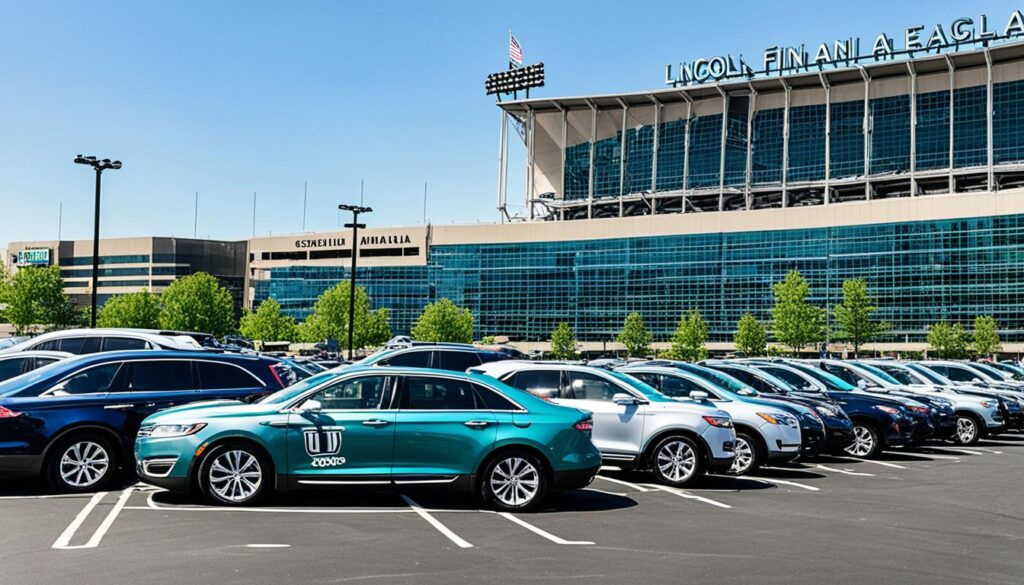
299;281;392;348
97;291;161;329
771;270;826;355
4;266;80;334
480;335;496;345
549;322;579;360
927;322;970;359
664;310;708;362
0;259;11;323
159;272;237;337
733;313;768;356
239;298;299;342
833;279;888;356
972;315;1002;358
617;312;652;358
410;298;474;343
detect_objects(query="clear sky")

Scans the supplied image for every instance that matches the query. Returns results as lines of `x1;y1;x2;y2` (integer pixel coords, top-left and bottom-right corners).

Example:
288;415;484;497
0;0;1016;244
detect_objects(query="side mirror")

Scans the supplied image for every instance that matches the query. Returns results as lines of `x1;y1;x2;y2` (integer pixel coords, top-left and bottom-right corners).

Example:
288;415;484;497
45;382;70;397
689;390;709;401
298;399;322;412
737;388;755;397
612;393;639;405
856;380;868;389
972;378;983;383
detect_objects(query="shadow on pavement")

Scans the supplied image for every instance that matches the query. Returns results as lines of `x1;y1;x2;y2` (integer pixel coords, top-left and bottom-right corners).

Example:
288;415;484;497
754;465;828;480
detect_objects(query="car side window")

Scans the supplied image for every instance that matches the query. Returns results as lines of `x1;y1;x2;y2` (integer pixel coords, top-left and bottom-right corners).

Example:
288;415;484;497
308;376;390;410
507;370;562;400
565;371;623;401
400;375;479;410
57;337;88;354
51;363;123;395
472;383;521;410
0;358;27;381
660;375;709;398
35;340;60;351
629;372;662;390
942;366;975;382
384;350;433;368
822;364;859;386
127;361;194;392
763;367;818;392
103;337;149;351
197;361;261;389
437;351;482;372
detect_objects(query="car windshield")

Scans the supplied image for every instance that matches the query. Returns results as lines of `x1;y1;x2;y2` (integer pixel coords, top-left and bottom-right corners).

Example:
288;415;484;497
604;370;673;402
0;354;91;396
258;371;338;404
906;363;953;385
872;364;920;385
970;362;1012;381
677;364;757;395
852;362;903;385
787;362;856;391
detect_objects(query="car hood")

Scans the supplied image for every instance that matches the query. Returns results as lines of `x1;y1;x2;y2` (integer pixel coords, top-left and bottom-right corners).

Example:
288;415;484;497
656;399;730;419
851;389;927;408
145;399;279;423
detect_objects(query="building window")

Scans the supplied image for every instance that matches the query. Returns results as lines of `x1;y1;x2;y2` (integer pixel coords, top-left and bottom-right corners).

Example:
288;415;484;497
953;84;987;168
870;94;911;174
787;104;826;182
830;100;865;179
686;114;722;189
994;79;1024;164
723;97;749;187
916;89;950;170
656;118;686;191
751;108;783;184
270;251;308;261
625;125;654;193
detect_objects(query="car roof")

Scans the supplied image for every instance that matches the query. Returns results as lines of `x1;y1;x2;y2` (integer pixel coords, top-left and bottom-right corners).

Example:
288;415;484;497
0;350;72;360
0;329;201;350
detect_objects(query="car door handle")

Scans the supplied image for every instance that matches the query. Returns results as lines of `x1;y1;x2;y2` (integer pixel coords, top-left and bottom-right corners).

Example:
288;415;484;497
464;420;490;428
362;419;390;427
260;421;296;428
104;404;136;410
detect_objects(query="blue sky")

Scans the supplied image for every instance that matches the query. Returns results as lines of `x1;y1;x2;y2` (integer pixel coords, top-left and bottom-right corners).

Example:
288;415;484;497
0;0;1016;243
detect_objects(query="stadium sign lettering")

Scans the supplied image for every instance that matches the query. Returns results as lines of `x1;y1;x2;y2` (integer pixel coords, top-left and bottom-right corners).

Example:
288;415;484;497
360;234;412;246
666;11;1024;86
295;237;346;248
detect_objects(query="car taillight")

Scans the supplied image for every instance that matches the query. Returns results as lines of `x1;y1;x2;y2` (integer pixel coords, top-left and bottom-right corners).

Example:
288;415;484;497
269;364;296;388
574;420;593;432
0;406;22;418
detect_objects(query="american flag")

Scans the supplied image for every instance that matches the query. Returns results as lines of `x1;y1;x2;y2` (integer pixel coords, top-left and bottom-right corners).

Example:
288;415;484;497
509;33;523;66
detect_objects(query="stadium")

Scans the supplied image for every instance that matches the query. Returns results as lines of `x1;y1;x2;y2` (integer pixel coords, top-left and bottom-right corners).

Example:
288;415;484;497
13;13;1024;352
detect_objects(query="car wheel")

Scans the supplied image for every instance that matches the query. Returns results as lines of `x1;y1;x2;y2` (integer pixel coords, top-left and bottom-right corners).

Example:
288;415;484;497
47;434;118;492
955;415;981;445
481;451;547;511
651;435;705;487
844;424;881;458
729;432;762;476
199;443;269;506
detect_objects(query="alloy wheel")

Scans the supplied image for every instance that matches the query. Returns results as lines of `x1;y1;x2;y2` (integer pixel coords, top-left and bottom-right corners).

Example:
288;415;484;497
730;437;754;475
956;417;978;444
489;456;540;507
59;441;110;488
844;425;875;457
208;450;263;503
656;439;696;483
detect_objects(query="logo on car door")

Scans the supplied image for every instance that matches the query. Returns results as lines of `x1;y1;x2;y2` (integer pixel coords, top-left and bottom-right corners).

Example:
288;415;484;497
303;427;343;456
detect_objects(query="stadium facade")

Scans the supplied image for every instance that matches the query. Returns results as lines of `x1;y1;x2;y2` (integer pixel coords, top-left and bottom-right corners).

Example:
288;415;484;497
12;15;1024;352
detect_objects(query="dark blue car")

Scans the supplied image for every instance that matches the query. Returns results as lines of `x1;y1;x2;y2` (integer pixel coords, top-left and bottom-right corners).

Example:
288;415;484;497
0;350;293;492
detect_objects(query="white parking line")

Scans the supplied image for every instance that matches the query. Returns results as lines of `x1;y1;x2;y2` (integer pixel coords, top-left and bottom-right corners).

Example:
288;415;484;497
831;456;907;469
582;487;628;497
496;512;594;545
400;494;473;549
596;475;650;492
814;464;876;477
245;544;291;548
53;488;133;550
641;483;732;509
975;448;1003;454
903;451;962;460
0;493;96;501
929;447;985;456
740;476;820;492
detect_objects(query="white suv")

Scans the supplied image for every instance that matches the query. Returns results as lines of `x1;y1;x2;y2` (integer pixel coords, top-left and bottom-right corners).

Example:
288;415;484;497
0;329;203;355
473;361;736;487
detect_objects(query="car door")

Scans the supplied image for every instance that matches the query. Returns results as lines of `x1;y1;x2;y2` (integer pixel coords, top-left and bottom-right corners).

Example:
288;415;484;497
559;370;645;458
391;373;497;480
284;374;396;481
195;360;271;402
120;360;198;437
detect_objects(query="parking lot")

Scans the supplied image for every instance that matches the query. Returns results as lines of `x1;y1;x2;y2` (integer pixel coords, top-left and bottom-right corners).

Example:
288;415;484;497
1;437;1021;585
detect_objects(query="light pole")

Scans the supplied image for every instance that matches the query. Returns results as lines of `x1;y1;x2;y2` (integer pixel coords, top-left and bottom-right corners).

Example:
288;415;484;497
73;155;122;328
338;203;372;360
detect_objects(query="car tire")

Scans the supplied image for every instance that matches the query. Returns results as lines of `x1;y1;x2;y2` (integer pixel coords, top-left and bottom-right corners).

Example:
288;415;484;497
47;433;118;493
198;442;270;506
844;423;882;458
954;414;981;446
729;432;763;476
650;435;705;487
481;451;547;511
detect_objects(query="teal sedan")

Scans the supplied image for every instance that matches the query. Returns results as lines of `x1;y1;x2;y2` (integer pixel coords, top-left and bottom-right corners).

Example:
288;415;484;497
134;366;600;510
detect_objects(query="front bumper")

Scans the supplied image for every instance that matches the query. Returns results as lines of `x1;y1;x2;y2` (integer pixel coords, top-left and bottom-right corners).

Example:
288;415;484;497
799;427;826;457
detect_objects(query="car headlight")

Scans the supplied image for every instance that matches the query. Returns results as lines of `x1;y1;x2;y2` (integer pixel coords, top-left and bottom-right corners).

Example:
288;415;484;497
758;412;798;426
931;399;952;409
147;423;207;438
702;415;733;429
815;404;841;418
980;400;999;409
874;405;901;416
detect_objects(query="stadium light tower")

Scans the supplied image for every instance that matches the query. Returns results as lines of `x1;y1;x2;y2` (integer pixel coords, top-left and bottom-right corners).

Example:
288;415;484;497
338;203;372;360
73;155;122;327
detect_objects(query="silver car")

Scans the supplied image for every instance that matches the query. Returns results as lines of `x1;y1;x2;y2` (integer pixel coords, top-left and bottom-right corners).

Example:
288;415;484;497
474;361;736;487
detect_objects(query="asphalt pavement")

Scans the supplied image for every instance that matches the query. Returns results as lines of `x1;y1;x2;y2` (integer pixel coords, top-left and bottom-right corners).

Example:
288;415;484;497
2;437;1023;585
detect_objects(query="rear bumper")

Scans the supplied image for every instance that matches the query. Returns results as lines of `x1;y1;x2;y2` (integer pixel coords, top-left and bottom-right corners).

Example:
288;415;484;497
552;464;601;490
0;454;43;477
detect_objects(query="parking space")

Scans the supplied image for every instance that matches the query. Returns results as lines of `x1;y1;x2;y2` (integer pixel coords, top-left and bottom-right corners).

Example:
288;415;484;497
2;437;1023;584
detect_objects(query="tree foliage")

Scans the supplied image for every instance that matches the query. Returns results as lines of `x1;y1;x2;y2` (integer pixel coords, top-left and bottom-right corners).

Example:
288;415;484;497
617;312;652;358
734;313;768;357
4;266;80;334
300;281;392;348
158;272;237;337
410;298;473;344
0;259;11;323
97;291;161;329
664;310;708;362
771;270;826;355
972;315;1002;357
927;322;970;359
833;279;888;356
239;298;299;342
549;321;579;360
